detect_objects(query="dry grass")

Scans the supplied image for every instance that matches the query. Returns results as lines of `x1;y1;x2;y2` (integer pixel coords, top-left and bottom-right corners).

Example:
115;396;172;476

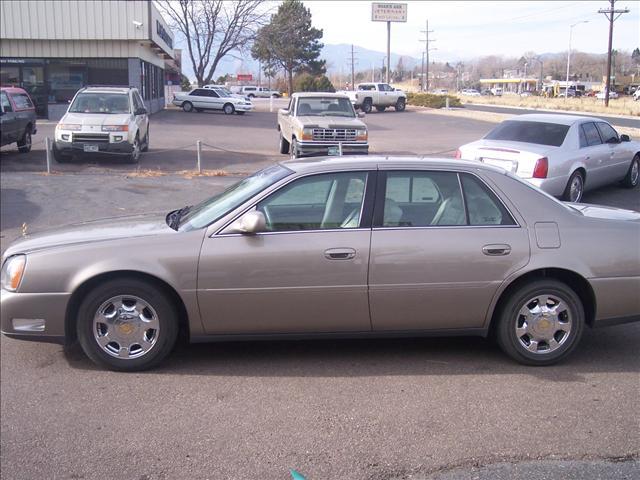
176;169;230;179
463;95;640;117
125;169;166;178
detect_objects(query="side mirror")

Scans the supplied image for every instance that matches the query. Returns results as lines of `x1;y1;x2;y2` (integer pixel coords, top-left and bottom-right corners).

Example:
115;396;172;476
135;107;147;116
279;108;290;115
227;210;266;234
357;111;365;118
620;134;630;142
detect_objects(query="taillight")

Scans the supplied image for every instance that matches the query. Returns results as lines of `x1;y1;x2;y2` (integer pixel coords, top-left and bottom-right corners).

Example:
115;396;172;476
533;157;548;178
454;149;461;159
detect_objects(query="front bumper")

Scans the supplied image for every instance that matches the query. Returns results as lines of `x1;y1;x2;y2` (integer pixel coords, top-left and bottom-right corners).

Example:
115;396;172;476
297;141;369;157
0;289;70;344
235;104;253;112
54;140;134;155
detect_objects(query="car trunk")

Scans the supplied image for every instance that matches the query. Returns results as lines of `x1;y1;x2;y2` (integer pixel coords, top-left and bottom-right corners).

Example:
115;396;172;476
464;140;556;178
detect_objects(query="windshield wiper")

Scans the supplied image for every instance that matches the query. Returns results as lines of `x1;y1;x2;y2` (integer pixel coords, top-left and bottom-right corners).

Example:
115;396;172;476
167;205;192;230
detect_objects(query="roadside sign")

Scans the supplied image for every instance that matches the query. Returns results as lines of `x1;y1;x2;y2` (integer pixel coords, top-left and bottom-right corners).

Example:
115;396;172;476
237;74;253;81
372;3;407;22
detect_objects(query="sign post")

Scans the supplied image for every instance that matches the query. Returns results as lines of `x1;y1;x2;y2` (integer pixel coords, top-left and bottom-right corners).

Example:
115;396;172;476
372;3;408;84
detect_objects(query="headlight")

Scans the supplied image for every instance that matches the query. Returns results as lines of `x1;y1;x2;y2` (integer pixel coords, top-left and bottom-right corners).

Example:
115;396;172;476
356;129;368;141
102;125;129;132
1;255;26;292
300;128;314;141
56;124;81;131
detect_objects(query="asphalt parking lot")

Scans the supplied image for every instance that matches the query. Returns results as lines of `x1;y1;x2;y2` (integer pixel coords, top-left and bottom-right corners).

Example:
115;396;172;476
1;102;639;479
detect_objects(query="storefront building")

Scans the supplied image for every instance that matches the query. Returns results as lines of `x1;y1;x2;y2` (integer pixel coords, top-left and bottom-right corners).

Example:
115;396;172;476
0;0;175;119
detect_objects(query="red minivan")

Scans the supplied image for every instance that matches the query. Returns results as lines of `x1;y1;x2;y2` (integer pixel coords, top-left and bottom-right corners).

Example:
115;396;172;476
0;87;38;153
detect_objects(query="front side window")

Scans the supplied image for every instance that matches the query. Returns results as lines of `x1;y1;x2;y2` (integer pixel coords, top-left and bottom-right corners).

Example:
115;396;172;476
581;122;602;146
595;122;618;143
485;120;570;147
257;172;368;231
69;92;130;114
191;89;207;96
1;92;13;112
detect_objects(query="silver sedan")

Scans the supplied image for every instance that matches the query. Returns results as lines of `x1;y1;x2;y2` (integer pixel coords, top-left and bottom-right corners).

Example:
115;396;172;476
2;157;639;370
457;114;640;202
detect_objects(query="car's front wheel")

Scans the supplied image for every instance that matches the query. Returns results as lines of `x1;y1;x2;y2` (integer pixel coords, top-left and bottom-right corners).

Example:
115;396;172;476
496;279;585;366
622;154;639;188
395;98;406;112
76;278;179;371
17;129;32;153
290;137;300;159
279;134;290;154
127;134;141;164
223;103;235;115
53;144;71;163
141;127;150;152
562;170;584;202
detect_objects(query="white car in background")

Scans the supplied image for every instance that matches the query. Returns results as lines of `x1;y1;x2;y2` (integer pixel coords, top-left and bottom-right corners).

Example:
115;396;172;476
456;114;639;202
173;88;253;115
203;85;250;101
596;90;619;100
461;89;481;96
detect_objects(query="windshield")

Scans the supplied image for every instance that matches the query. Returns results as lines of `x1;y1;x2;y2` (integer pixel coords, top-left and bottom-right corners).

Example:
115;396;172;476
296;97;355;117
215;88;232;97
485;120;569;147
178;164;293;230
69;92;130;114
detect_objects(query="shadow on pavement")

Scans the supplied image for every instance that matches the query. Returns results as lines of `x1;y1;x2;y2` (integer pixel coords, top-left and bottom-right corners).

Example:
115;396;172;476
0;188;41;230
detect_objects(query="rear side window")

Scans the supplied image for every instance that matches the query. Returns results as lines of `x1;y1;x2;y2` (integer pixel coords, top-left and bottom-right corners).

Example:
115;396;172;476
358;84;374;91
595;122;618;143
11;93;33;110
460;173;516;226
485;121;570;147
581;122;602;146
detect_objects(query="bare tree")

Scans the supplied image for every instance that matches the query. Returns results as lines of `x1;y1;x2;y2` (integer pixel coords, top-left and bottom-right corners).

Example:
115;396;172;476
157;0;266;86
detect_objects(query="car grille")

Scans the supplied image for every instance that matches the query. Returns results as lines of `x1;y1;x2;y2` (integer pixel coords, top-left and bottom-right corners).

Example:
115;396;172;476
73;133;110;143
312;128;357;141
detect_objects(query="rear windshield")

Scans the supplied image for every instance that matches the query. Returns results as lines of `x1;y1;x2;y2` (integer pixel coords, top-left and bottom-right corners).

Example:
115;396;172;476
485;121;569;147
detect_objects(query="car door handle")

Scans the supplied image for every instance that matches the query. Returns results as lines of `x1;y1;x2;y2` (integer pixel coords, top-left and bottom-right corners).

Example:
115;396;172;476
324;248;356;260
482;244;511;256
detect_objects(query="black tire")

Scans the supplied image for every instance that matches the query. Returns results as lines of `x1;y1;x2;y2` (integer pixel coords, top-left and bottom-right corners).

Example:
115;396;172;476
248;94;255;99
279;134;290;154
53;144;71;163
182;101;194;112
395;97;406;112
236;111;245;115
375;106;386;112
272;93;280;98
223;103;235;115
496;279;585;366
141;127;149;152
621;154;639;188
76;278;179;371
290;137;300;159
361;98;373;114
17;129;32;153
561;170;584;202
126;134;141;164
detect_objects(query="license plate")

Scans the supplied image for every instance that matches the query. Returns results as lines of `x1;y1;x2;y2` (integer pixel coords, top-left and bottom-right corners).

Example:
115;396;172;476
327;146;340;156
84;144;99;153
481;158;513;171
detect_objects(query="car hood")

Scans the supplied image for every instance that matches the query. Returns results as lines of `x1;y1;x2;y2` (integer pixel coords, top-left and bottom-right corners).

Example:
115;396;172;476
569;203;640;222
60;112;130;127
295;116;366;129
4;213;174;257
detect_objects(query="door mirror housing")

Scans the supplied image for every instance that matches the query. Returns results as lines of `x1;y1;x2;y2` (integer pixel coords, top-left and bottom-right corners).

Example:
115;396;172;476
279;108;290;116
620;134;630;142
226;210;266;234
135;107;147;116
357;111;365;118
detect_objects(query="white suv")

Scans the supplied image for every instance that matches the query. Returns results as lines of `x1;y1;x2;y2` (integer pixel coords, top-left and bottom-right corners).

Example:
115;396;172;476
54;86;149;164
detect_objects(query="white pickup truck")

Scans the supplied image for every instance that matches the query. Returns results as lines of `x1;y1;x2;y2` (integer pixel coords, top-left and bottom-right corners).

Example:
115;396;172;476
340;82;406;113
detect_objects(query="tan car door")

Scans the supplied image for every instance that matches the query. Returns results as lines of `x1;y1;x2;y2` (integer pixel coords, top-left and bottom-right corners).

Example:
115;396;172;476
369;168;530;332
197;170;374;334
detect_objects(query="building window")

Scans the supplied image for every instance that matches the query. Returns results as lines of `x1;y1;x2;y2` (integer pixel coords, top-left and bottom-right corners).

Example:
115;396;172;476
139;60;165;101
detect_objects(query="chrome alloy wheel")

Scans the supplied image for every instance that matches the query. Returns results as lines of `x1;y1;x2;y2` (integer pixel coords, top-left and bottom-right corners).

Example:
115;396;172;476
93;295;160;359
569;174;583;202
515;294;572;354
631;159;639;186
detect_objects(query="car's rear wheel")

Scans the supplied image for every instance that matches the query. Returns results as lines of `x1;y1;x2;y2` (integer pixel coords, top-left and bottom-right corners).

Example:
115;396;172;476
622;154;639;188
223;103;235;115
361;98;373;114
76;278;179;371
496;279;585;366
182;101;194;113
562;170;584;202
376;106;386;112
279;134;290;154
17;129;32;153
395;98;406;112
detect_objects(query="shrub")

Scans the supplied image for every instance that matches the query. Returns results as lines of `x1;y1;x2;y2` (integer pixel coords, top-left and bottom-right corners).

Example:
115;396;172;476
293;73;336;92
406;92;462;108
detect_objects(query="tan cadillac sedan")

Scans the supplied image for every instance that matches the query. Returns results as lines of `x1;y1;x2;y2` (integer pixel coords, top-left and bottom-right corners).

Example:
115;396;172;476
2;157;639;371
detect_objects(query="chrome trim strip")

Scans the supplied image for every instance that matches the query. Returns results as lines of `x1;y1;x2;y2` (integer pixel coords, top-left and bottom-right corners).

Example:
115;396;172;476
12;318;46;332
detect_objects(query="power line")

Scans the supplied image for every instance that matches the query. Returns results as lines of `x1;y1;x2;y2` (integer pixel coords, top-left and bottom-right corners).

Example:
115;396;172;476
598;0;629;106
419;19;435;91
347;44;358;90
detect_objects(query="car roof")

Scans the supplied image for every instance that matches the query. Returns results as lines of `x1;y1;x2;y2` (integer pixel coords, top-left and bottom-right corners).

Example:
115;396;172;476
0;86;29;94
509;113;604;126
80;87;132;94
292;92;351;99
280;155;506;175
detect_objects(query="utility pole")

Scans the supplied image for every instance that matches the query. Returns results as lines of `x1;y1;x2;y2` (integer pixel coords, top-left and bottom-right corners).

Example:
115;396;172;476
386;21;391;83
598;0;629;106
348;44;358;90
381;57;386;82
419;20;435;92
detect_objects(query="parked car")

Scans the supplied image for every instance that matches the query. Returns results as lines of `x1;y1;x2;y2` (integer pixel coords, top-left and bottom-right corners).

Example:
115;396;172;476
339;82;406;113
481;89;493;96
2;156;639;371
633;89;640;101
456;114;639;202
432;88;449;95
53;86;148;164
228;85;279;98
277;92;368;158
520;91;533;97
203;84;249;101
173;88;253;115
461;89;481;97
596;90;619;100
490;87;503;96
255;87;281;98
0;87;37;153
